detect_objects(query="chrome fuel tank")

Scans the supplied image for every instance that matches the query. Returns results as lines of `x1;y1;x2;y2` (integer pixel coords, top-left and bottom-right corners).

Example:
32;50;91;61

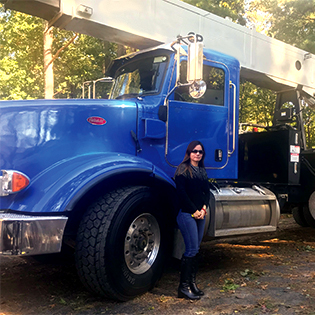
206;186;280;237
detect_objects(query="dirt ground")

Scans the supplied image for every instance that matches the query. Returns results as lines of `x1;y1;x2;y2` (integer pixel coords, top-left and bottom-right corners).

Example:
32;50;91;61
1;214;315;315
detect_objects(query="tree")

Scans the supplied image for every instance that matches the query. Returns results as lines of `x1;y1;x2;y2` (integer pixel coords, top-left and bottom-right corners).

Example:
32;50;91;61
239;81;276;129
52;30;117;99
43;21;54;99
247;0;315;147
0;6;44;99
183;0;247;25
0;4;118;99
248;0;315;53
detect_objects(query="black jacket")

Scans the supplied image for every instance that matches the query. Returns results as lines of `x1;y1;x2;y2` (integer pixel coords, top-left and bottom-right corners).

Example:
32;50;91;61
175;164;210;214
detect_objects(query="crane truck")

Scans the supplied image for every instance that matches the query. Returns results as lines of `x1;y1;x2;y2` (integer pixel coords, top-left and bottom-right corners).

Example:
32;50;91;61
1;0;315;302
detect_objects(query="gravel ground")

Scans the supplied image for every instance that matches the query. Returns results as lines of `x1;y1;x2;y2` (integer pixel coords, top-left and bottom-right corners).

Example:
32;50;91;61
1;214;315;315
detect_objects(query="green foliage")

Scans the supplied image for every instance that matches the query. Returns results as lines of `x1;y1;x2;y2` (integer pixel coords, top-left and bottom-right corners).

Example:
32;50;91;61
0;4;117;99
247;0;315;147
0;6;44;99
222;278;240;292
302;245;315;252
249;0;315;53
239;81;276;127
183;0;247;25
53;31;117;98
303;104;315;148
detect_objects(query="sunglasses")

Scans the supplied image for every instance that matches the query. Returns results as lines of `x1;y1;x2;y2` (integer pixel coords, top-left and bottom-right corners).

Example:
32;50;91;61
191;150;204;154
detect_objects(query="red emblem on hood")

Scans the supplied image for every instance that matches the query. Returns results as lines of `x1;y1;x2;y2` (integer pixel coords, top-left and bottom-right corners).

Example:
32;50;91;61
87;117;107;125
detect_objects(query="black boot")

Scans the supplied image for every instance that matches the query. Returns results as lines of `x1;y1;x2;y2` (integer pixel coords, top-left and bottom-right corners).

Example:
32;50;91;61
190;254;204;296
178;256;200;300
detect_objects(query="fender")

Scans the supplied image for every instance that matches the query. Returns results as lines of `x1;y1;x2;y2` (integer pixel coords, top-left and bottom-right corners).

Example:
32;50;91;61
0;152;175;214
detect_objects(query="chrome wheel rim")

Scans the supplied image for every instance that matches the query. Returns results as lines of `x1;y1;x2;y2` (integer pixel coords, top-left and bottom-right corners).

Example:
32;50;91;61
124;213;160;274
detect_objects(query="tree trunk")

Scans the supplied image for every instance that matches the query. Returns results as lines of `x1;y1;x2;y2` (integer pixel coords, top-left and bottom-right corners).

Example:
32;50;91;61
44;22;54;99
117;44;126;57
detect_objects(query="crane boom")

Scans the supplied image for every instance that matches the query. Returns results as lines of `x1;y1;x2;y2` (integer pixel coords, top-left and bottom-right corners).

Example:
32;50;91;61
2;0;315;95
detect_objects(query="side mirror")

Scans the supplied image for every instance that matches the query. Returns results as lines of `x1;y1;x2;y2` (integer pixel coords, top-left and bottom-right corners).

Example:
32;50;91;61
187;34;203;82
166;33;206;105
187;34;206;98
189;80;207;99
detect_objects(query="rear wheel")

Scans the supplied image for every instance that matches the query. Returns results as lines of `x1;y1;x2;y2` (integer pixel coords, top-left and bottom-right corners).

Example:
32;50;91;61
303;206;315;228
75;186;170;301
304;192;315;228
292;205;309;227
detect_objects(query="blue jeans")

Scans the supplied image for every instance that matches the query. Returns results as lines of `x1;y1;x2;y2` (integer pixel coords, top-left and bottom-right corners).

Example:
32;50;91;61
176;210;206;257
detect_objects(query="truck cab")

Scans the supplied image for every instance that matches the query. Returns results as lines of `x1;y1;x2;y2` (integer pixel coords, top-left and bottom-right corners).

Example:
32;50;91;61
105;41;239;180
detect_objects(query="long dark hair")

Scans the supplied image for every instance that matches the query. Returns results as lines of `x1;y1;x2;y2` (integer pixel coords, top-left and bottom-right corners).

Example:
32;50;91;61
175;140;206;177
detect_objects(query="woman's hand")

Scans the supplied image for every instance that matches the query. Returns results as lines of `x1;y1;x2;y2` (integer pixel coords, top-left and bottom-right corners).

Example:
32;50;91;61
192;209;205;220
192;210;201;219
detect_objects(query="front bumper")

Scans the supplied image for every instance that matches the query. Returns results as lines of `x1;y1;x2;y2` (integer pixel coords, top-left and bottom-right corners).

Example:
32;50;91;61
0;213;68;255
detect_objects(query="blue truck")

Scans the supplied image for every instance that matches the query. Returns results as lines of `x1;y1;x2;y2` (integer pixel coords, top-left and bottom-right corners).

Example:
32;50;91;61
0;34;314;301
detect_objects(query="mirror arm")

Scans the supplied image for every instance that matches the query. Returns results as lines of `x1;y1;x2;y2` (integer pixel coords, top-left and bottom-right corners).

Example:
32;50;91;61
163;82;193;106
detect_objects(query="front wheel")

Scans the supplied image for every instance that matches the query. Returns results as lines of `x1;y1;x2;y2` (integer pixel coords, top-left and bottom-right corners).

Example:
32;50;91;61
75;186;170;301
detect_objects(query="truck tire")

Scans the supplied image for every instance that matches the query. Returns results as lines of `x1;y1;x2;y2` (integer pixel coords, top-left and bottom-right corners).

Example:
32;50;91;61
304;192;315;228
303;205;315;228
75;186;170;301
292;205;309;227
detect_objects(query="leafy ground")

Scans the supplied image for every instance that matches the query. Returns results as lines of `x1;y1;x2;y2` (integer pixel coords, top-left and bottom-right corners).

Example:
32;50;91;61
1;214;315;315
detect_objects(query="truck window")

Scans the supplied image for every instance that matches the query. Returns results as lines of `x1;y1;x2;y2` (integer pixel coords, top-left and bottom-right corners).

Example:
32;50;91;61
110;55;169;100
175;61;225;106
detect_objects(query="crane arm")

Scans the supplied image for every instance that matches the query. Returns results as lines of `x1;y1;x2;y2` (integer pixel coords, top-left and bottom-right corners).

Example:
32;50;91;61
2;0;315;95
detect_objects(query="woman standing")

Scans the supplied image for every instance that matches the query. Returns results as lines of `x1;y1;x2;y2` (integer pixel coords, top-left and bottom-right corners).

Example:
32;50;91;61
174;140;210;300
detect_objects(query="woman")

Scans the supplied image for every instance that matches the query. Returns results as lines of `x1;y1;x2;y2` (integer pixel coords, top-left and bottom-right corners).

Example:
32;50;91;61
174;140;210;300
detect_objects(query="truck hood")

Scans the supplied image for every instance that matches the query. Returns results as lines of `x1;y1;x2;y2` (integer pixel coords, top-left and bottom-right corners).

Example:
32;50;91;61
0;99;138;180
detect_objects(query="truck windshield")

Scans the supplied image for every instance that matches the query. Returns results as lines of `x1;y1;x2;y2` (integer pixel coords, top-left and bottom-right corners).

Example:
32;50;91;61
109;55;169;99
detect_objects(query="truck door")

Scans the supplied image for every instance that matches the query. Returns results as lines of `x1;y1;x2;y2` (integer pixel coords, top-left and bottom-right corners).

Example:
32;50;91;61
165;60;233;177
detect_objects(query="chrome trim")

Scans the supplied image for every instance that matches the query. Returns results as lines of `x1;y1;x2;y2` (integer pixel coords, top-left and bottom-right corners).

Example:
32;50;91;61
0;213;67;255
228;81;237;156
